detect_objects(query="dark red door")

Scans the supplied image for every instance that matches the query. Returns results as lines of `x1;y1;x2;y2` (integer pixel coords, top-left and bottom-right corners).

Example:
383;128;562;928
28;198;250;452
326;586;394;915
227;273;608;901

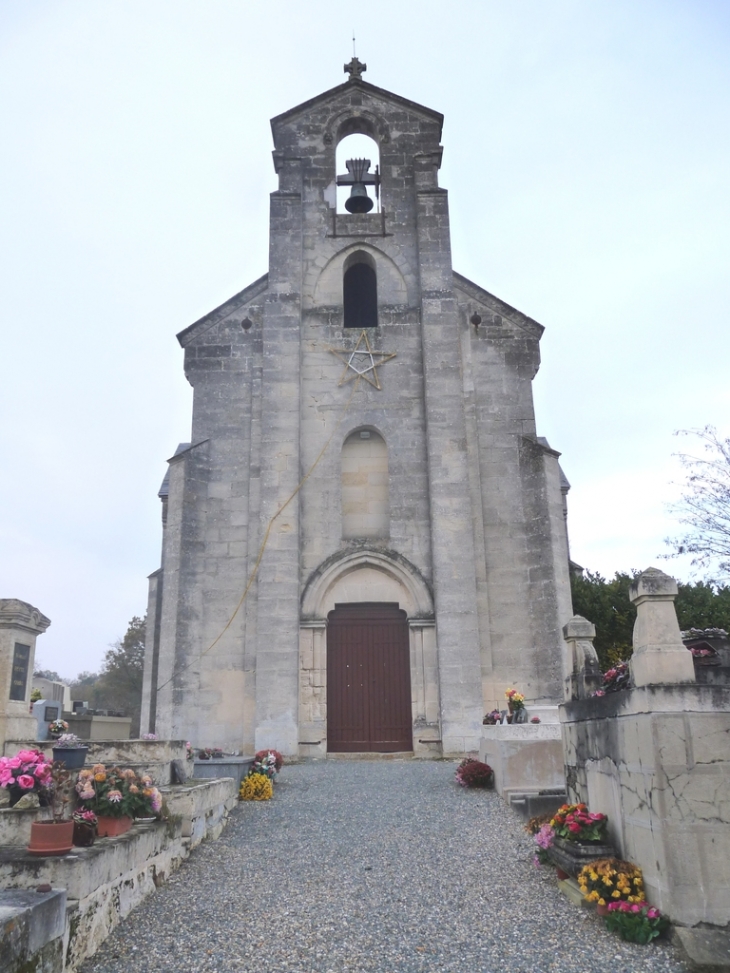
327;602;412;752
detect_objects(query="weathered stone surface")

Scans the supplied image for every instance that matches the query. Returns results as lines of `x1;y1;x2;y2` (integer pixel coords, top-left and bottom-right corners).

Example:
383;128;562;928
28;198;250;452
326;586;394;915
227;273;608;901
673;927;730;972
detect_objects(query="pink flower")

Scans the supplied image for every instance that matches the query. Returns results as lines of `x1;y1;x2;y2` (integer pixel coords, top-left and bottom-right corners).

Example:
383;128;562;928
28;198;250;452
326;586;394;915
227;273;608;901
79;788;95;801
631;904;642;913
17;774;36;790
16;750;40;763
647;908;659;919
107;789;122;803
8;757;22;770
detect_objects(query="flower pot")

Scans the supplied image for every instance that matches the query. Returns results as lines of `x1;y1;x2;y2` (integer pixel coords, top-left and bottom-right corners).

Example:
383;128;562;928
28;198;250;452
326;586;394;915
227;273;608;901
52;746;88;770
548;835;616;878
596;902;610;917
27;820;74;856
72;821;96;847
96;815;132;837
555;867;569;880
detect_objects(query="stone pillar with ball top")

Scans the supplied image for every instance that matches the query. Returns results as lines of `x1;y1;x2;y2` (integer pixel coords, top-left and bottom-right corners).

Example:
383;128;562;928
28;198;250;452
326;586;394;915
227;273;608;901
0;599;51;750
628;568;696;687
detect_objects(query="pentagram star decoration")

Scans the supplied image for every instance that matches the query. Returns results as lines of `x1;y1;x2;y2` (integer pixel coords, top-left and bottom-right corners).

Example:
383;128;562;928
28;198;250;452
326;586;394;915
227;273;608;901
329;331;396;390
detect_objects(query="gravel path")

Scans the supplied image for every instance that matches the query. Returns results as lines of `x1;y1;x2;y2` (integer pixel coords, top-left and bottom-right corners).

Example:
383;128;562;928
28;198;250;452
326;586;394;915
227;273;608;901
80;761;690;973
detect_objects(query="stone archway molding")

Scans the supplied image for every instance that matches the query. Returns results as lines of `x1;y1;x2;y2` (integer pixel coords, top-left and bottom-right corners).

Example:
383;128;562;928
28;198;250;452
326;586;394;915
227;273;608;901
301;548;434;621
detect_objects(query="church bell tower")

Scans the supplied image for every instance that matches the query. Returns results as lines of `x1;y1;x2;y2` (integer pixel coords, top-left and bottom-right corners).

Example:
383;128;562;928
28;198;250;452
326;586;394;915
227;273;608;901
140;61;573;758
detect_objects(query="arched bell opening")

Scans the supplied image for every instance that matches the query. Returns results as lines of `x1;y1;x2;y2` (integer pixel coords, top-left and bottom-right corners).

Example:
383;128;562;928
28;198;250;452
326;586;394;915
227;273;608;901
335;133;380;214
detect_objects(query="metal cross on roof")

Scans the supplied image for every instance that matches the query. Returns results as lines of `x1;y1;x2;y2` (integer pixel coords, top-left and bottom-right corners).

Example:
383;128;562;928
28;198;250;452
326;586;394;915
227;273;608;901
344;56;367;81
329;331;396;390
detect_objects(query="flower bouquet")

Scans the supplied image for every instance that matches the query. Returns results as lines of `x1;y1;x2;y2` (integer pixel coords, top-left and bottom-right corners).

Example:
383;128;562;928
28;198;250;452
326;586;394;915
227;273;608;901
0;749;53;806
251;749;284;780
551;803;608;843
482;710;502;725
591;662;631;697
454;757;494;788
48;718;69;738
604;901;670;944
532;822;555;865
505;688;525;712
578;858;645;907
240;773;273;801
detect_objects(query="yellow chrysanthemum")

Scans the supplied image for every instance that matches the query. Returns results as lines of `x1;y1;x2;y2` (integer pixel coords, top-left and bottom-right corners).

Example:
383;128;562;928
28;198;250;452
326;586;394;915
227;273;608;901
240;772;273;801
611;890;621;898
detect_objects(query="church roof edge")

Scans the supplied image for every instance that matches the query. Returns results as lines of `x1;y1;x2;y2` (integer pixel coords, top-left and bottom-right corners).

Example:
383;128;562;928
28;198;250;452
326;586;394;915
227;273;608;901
270;78;443;136
453;271;544;340
177;274;269;346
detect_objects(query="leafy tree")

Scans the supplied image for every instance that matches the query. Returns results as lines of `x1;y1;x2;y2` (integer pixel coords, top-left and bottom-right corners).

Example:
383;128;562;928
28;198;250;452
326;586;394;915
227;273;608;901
665;426;730;579
570;571;637;669
69;617;146;736
570;571;730;670
33;668;63;682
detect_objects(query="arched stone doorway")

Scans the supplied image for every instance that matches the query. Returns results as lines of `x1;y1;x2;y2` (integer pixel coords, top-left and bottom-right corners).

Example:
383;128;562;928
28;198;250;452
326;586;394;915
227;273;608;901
299;551;440;757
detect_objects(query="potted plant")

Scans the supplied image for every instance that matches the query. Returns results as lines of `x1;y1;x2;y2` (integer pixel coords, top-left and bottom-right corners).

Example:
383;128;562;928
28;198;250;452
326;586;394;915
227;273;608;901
52;733;89;770
27;762;74;856
454;757;494;788
75;764;162;836
48;718;69;739
547;802;615;876
605;901;670;943
0;748;53;807
72;808;98;847
577;858;645;915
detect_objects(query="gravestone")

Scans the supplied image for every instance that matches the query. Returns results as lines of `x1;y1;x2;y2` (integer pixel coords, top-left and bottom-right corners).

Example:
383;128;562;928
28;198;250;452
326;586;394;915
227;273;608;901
32;700;61;741
0;600;50;750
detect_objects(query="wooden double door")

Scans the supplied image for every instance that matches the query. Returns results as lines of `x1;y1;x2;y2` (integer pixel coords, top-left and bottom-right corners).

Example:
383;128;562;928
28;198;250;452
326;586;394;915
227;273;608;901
326;602;413;753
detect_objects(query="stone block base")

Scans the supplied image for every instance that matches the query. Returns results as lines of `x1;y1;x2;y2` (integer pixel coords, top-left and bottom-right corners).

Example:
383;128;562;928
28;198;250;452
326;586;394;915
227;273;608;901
479;723;564;800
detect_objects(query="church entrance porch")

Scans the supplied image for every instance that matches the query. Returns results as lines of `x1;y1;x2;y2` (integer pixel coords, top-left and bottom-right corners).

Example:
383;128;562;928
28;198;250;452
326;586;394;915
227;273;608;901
326;603;412;753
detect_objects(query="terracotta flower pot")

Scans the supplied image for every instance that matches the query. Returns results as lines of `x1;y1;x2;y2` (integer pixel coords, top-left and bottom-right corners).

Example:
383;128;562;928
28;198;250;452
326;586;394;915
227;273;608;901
556;867;569;880
596;902;610;917
96;815;132;837
27;820;74;856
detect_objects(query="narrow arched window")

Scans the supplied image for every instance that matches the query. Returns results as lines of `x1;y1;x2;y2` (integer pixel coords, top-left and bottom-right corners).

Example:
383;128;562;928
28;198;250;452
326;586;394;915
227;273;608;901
341;429;389;539
343;257;378;329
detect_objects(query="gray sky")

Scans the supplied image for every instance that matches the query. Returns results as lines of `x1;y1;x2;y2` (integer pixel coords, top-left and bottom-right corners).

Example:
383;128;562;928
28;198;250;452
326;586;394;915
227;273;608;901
2;1;729;679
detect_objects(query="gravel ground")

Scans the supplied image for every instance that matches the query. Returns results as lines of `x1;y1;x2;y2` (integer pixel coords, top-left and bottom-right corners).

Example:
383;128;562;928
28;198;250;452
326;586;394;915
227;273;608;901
80;761;690;973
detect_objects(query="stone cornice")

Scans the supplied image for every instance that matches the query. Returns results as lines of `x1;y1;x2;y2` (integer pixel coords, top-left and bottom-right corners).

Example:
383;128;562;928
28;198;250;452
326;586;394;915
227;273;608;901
0;599;51;634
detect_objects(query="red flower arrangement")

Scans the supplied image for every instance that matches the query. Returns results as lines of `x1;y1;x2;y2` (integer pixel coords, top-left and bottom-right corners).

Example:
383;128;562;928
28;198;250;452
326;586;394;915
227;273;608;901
455;758;494;788
551;802;608;843
254;749;284;772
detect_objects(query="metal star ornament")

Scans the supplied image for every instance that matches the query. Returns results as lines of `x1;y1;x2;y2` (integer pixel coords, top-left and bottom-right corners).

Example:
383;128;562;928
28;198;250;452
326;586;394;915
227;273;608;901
329;331;396;390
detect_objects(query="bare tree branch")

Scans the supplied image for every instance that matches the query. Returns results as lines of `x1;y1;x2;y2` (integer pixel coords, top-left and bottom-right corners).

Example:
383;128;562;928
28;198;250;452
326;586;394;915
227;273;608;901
664;426;730;578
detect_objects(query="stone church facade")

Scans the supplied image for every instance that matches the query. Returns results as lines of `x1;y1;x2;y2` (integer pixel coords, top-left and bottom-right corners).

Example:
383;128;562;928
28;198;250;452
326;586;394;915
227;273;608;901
140;61;573;757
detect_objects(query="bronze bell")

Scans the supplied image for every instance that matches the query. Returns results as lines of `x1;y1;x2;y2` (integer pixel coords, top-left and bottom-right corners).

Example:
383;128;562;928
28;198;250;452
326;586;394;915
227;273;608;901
343;158;374;213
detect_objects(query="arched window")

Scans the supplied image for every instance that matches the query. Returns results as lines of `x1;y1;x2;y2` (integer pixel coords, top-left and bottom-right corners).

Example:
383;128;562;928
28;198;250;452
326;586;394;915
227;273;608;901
343;251;377;329
341;429;389;539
